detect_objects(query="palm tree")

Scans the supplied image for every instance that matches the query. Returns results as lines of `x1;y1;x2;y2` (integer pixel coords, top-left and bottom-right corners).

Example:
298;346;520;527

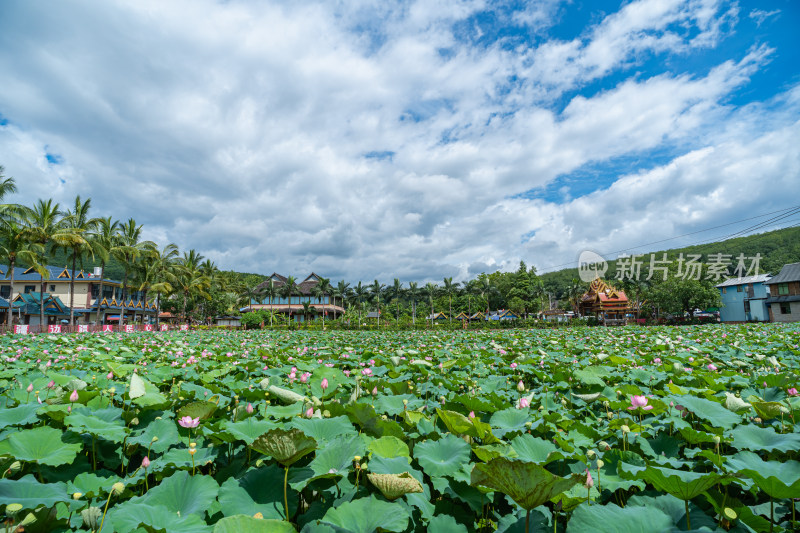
90;217;120;325
144;244;178;327
352;281;368;326
476;277;495;315
0;219;42;326
369;279;385;326
0;167;19;221
336;280;350;315
442;277;460;323
389;278;404;322
171;254;211;323
312;277;332;327
113;219;156;324
407;281;419;326
279;276;298;323
260;279;278;326
464;279;477;322
61;196;99;325
22;199;84;329
424;282;438;326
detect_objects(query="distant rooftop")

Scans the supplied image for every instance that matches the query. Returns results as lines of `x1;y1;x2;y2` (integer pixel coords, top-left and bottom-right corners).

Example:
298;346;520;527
715;274;771;288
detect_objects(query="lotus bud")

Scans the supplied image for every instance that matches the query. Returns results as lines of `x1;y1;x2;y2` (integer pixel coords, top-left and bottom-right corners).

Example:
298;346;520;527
141;456;150;468
517;380;525;392
73;492;83;499
713;435;720;445
70;389;79;403
621;425;630;434
151;436;158;442
111;482;125;496
246;402;254;414
26;383;33;393
596;459;604;468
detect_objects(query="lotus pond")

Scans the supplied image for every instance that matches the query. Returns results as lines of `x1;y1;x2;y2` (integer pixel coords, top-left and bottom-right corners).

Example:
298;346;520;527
1;324;799;532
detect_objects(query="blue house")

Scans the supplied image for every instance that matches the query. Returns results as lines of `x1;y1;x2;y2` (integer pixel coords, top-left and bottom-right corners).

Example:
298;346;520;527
716;274;771;322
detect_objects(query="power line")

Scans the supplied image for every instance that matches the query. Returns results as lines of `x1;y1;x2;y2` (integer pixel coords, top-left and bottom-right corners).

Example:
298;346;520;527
537;204;800;273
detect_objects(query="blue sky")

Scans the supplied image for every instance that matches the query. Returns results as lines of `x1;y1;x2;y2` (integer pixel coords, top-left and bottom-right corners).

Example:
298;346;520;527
0;0;798;282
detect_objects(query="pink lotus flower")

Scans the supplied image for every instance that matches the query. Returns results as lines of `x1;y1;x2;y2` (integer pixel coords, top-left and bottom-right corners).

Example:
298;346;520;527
69;389;79;403
47;380;55;389
627;395;653;411
321;378;329;391
26;383;33;393
142;456;150;468
246;403;254;414
468;411;475;419
707;364;717;371
372;387;378;396
178;416;200;428
107;371;114;379
788;387;798;396
305;407;314;418
585;469;594;488
517;397;530;409
653;358;661;364
510;362;517;369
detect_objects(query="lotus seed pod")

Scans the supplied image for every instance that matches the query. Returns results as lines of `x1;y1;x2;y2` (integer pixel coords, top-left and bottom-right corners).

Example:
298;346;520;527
587;450;595;457
713;435;720;444
253;512;264;519
111;482;125;496
596;459;605;468
354;455;361;462
6;503;22;515
73;492;83;499
621;425;630;434
152;436;158;442
131;418;139;426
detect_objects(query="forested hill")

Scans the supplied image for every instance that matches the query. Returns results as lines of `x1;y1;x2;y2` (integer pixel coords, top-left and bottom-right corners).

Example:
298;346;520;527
538;226;800;297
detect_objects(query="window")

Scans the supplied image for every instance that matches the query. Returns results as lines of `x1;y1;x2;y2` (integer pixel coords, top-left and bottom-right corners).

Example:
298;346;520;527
779;283;789;295
780;303;791;314
744;300;750;313
736;285;742;292
24;285;36;294
91;285;98;299
0;286;9;298
722;287;727;294
49;284;56;291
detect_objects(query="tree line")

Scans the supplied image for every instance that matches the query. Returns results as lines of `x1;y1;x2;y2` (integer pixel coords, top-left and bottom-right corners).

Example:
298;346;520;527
0;167;254;326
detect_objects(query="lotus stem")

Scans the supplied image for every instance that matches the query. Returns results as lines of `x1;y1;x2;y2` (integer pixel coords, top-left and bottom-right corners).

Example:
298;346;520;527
525;509;530;533
685;499;691;530
98;491;113;532
283;465;290;522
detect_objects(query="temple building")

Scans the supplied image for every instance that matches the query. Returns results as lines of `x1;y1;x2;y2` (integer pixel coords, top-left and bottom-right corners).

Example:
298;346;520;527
578;278;630;325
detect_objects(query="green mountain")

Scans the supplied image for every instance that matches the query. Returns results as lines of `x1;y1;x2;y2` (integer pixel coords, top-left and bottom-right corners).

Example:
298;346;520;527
538;226;800;298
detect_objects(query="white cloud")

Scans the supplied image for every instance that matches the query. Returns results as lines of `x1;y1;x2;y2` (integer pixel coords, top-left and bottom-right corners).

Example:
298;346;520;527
0;0;797;284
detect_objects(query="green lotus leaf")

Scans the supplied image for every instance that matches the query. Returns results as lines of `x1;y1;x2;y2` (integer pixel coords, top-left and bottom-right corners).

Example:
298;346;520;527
346;403;405;439
489;408;530;437
267;385;306;404
724;451;800;499
724;392;751;413
750;401;789;420
64;406;128;443
436;408;473;435
319;495;410;533
636;465;728;501
177;400;218;421
222;419;277;445
67;472;121;499
473;443;514;462
128;417;181;454
107;501;212;533
471;458;582;510
566;502;673;533
510;434;558;464
129;373;146;399
414;434;471;478
368;436;410;461
728;424;800;452
573;391;603;402
250;428;317;466
213;515;296;533
138;470;219;516
290;434;365;489
0;474;70;509
0;404;40;427
627;493;718;531
666;395;741;429
0;426;82;466
426;514;468;533
366;472;424;500
160;444;218;468
218;464;298;520
291;415;358;443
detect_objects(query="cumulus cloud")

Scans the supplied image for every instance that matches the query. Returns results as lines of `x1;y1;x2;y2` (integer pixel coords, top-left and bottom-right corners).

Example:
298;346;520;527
0;0;797;283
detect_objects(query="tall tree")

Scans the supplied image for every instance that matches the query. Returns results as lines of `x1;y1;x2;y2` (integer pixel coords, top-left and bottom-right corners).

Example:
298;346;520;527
442;277;459;323
369;279;385;326
261;279;278;327
22;199;83;329
142;243;178;327
424;282;438;326
312;277;332;328
407;281;419;326
113;219;155;324
90;217;120;324
336;280;351;315
352;281;368;326
279;276;298;323
389;278;404;322
0;219;42;326
61;196;99;326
